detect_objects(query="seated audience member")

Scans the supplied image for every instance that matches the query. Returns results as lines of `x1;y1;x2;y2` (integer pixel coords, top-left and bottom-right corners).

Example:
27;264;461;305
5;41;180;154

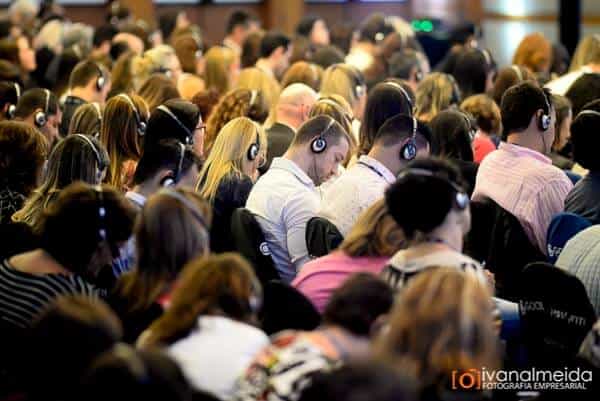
451;47;495;99
296;16;330;47
0;183;135;330
100;93;149;190
320;114;429;236
414;72;461;123
0;80;20;121
236;274;394;401
490;64;535;106
236;67;282;114
263;83;317;170
381;158;487;291
138;73;180;113
564;72;600;116
131;45;182;91
246;116;350;282
546;34;600;95
308;95;356;162
127;139;201;210
358;79;415;155
110;188;211;343
513;32;552;82
472;82;573;255
565;102;600;223
460;94;502;163
346;13;393;74
375;267;499;401
138;253;268;400
241;31;264;69
223;10;254;57
191;88;220;121
294;199;405;313
107;51;135;98
204;45;239;96
145;98;203;155
91;24;117;62
0;120;46;224
255;32;291;80
549;94;574;170
173;33;205;77
204;88;269;154
197;117;266;253
281;61;323;92
387;48;424;93
59;60;111;137
159;10;190;44
13;87;61;147
320;63;367;121
429;109;478;195
311;45;345;69
12;134;109;232
68;102;103;137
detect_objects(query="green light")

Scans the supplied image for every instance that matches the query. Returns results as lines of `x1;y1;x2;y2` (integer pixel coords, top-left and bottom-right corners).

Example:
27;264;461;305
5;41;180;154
411;20;420;30
422;20;434;32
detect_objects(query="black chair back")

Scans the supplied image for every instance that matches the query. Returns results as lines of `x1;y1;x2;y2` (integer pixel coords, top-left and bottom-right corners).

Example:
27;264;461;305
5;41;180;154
305;216;344;258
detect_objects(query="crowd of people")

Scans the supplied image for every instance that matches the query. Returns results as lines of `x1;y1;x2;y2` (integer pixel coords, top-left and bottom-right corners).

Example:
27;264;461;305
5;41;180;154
1;0;600;400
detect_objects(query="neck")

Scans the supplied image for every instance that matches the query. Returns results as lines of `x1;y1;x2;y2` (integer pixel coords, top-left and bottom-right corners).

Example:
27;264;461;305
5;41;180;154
276;113;301;131
256;58;274;75
507;131;544;154
367;146;402;176
283;148;312;176
70;87;94;103
427;224;464;252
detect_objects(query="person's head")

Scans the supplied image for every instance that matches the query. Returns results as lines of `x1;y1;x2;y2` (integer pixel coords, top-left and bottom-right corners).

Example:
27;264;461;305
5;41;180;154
429;110;475;162
0;80;20;121
0;59;22;84
68;102;103;137
100;93;149;188
226;10;252;45
296;16;330;46
551;94;572;152
190;88;220;121
274;82;318;129
551;42;570;77
198;117;266;201
12;134;109;231
460;94;502;137
374;267;499;395
359;79;415;154
204;45;239;95
311;44;345;69
28;296;122;400
236;66;282;114
281;61;323;92
241;30;264;69
0;120;47;196
68;60;111;103
570;101;600;171
289;115;351;185
489;64;535;106
93;24;118;56
112;32;144;55
387;49;424;93
108;50;135;95
321;63;367;120
386;158;470;242
451;47;494;98
340;199;405;258
0;35;35;73
308;95;355;160
205;88;269;153
173;34;204;75
358;13;394;45
40;182;136;280
145;98;203;155
138;74;180;113
513;32;552;74
323;273;394;338
159;10;189;43
501;82;555;154
131;45;182;90
14;87;61;147
177;72;206;102
139;253;262;347
569;34;600;72
414;73;460;122
259;32;291;77
565;73;600;116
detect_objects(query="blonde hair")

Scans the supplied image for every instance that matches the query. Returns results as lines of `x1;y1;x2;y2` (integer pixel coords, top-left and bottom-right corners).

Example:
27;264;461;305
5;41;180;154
281;61;323;91
236;67;282;124
131;45;178;90
320;64;364;110
460;94;502;136
204;46;236;95
569;35;600;72
197;117;266;202
138;74;180;113
415;72;457;122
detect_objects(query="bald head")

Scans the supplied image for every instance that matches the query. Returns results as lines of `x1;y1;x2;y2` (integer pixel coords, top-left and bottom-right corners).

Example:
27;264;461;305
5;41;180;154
275;83;318;130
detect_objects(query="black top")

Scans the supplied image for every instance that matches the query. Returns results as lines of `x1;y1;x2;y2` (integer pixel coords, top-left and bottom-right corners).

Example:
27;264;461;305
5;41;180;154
565;171;600;224
261;122;295;173
210;173;254;253
550;152;575;171
59;95;87;137
451;158;478;196
0;188;25;224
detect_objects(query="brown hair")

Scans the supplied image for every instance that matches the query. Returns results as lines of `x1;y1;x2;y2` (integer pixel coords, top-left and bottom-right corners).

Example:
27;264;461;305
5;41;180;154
340;199;405;258
512;32;552;74
489;65;536;106
552;94;572;150
460;94;502;136
109;51;136;96
173;34;202;74
204;45;236;95
375;267;500;393
138;253;261;347
138;74;180;113
68;102;103;137
282;61;323;91
415;72;457;122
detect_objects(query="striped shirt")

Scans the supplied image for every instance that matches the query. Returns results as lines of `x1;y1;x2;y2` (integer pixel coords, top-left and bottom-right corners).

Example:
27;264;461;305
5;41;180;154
472;142;573;255
0;259;99;329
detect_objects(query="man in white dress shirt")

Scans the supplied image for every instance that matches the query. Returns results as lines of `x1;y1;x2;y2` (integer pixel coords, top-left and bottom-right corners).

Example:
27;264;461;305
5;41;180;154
246;115;351;282
319;114;430;236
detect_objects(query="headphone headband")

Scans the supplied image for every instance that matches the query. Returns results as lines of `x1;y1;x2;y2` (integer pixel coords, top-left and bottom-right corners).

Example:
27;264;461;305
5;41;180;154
157;105;194;144
44;89;50;114
14;82;20;99
383;80;413;114
118;93;146;136
511;65;523;82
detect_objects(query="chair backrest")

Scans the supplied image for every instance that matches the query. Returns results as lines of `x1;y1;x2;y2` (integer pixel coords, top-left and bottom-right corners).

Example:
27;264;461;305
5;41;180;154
230;208;280;285
546;212;592;264
260;280;321;335
305;216;344;258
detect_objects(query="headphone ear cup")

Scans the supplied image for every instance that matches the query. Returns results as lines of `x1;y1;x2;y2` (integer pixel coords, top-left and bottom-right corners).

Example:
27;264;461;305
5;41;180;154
247;143;259;161
7;104;15;119
540;114;551;131
161;176;176;187
455;192;470;210
35;111;47;127
138;121;147;136
400;141;417;161
97;75;105;91
311;137;327;154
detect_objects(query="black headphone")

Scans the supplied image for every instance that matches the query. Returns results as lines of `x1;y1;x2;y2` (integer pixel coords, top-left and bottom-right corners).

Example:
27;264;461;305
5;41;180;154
399;117;418;161
94;62;106;92
247;129;261;161
311;116;336;154
538;89;552;132
397;168;470;210
75;134;106;183
157;104;194;145
118;93;147;136
161;142;186;187
457;110;476;140
7;82;20;119
34;89;51;128
384;80;413;115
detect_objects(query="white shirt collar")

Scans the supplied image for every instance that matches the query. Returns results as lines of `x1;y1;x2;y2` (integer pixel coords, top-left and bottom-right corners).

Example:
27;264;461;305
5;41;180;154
357;155;396;184
269;157;315;187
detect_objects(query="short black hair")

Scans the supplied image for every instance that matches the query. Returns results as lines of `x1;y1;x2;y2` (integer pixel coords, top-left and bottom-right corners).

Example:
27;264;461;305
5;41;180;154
385;158;466;239
14;88;59;118
500;82;551;139
145;99;201;148
133;139;201;185
93;24;118;48
110;41;130;61
260;32;290;58
323;273;394;336
296;16;319;37
159;11;179;41
311;45;345;69
226;10;251;35
388;49;421;81
451;47;493;99
571;102;600;171
0;60;21;85
565;73;600;117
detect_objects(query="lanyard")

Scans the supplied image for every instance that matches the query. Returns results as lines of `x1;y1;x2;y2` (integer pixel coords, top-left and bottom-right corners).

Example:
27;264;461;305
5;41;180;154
358;161;385;179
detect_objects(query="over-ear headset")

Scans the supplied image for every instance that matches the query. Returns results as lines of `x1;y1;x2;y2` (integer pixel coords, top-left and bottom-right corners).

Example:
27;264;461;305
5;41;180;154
384;80;413;115
7;82;20;119
34;89;51;128
94;62;106;91
311;116;336;154
75;134;106;183
157;104;194;145
247;127;261;161
399;117;418;161
154;66;173;79
161;142;186;187
538;90;552;132
248;89;258;108
397;167;470;210
118;93;147;136
330;64;366;101
511;65;523;82
576;109;600;120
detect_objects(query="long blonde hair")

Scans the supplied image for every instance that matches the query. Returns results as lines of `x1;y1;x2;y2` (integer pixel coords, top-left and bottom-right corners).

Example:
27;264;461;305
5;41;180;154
197;117;266;202
415;72;458;122
569;34;600;72
204;46;236;95
236;67;282;126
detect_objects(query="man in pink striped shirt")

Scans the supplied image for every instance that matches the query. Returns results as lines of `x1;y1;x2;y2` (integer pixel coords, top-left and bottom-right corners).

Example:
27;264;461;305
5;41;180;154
472;82;573;254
